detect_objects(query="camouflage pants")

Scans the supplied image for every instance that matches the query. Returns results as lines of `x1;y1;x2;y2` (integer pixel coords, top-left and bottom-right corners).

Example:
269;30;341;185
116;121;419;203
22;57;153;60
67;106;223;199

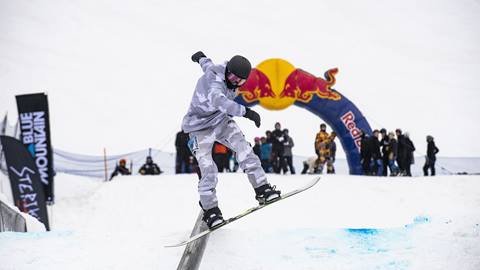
189;118;267;210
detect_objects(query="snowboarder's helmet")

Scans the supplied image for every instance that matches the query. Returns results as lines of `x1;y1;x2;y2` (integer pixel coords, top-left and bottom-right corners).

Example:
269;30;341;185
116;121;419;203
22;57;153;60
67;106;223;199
227;55;251;79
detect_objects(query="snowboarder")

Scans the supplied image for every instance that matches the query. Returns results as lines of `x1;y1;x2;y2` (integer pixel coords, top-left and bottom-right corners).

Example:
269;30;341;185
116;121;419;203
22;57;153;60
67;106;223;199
181;51;281;229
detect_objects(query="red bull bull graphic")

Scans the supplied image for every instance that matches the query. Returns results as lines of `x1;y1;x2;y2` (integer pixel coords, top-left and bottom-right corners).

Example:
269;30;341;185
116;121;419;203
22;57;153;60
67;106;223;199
235;58;372;175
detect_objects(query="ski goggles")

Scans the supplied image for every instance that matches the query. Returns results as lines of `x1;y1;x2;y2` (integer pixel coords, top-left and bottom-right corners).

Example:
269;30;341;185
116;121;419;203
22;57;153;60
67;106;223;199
227;72;247;87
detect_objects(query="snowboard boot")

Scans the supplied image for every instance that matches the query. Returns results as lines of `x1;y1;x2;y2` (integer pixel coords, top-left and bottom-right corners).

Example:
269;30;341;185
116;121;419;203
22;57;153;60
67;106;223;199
254;183;281;205
202;206;225;229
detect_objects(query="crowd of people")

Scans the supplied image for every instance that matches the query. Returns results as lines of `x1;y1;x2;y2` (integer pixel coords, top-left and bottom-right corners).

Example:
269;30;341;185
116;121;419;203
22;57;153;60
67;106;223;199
173;124;439;178
251;122;296;174
360;128;439;177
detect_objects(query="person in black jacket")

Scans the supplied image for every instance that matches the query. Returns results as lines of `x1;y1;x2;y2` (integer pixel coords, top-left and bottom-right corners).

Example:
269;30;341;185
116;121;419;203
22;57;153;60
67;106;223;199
403;132;416;177
360;130;372;175
369;129;383;176
175;131;191;174
253;137;261;160
380;128;389;176
139;156;163;175
423;135;439;176
396;129;406;175
271;122;286;174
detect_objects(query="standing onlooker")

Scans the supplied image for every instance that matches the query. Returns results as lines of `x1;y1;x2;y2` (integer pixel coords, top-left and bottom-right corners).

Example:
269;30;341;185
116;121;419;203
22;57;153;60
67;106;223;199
282;129;295;174
360;130;372;175
423;135;439;176
213;142;229;172
403;132;416;177
387;132;399;176
175;130;191;174
314;123;330;173
253;137;261;160
260;137;272;173
271;122;286;173
396;129;406;175
326;132;337;174
380;128;389;176
369;129;383;176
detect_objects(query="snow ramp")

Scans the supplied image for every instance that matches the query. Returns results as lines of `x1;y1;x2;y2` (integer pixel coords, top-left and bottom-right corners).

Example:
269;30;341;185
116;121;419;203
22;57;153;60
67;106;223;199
0;174;479;270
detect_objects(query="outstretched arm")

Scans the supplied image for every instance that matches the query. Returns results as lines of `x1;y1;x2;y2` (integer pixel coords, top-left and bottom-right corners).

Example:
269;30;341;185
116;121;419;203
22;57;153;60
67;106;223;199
191;51;213;73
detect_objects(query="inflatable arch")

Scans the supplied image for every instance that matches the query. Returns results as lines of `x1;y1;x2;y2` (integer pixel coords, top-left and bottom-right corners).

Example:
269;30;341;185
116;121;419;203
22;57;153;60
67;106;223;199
234;59;372;175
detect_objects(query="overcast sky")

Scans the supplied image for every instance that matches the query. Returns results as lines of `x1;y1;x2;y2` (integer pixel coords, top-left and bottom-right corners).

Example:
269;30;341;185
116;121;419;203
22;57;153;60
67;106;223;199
1;0;479;158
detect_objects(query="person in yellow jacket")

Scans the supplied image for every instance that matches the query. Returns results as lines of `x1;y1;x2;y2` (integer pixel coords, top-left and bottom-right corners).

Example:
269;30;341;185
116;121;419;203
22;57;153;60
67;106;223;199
314;123;330;173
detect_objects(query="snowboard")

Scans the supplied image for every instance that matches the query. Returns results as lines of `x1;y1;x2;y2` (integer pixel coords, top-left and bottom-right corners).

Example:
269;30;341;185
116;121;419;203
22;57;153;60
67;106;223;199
165;176;320;248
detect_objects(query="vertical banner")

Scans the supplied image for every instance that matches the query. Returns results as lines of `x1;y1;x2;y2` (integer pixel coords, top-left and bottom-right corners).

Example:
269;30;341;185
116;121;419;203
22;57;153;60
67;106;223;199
0;135;50;230
1;113;7;135
16;93;55;203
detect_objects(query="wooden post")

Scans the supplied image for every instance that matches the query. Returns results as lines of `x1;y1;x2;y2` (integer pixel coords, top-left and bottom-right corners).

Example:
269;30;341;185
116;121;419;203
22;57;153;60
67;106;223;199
103;148;108;181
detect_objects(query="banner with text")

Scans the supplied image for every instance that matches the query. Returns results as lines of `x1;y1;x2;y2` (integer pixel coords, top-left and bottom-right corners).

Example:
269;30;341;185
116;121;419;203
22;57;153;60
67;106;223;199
16;93;55;203
0;135;50;230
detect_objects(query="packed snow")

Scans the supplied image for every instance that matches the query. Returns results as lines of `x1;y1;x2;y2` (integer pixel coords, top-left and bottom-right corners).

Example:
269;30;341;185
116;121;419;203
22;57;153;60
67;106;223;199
1;173;479;270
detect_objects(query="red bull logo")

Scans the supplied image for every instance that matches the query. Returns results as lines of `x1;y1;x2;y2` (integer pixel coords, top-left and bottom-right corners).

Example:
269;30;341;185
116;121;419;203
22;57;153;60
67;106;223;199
238;59;342;110
341;111;363;150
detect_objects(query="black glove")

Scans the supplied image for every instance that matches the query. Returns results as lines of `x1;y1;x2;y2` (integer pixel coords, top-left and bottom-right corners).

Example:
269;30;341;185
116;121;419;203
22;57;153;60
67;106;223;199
243;107;261;128
191;51;206;63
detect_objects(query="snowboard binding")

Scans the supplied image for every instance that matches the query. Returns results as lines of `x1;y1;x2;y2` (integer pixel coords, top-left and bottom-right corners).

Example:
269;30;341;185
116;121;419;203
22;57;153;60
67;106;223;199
201;206;225;229
254;183;281;205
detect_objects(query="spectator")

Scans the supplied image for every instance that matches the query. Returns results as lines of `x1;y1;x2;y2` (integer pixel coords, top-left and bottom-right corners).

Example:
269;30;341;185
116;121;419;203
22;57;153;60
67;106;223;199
380;128;389;176
315;124;329;155
139;156;163;175
253;137;261;160
360;130;372;175
369;129;383;176
282;129;295;174
271;122;286;174
260;136;272;173
229;150;239;172
213;142;229;172
266;130;273;144
326;131;337;174
175;131;191;174
403;132;416;177
396;129;406;175
301;156;317;174
423;135;439;176
314;123;329;173
190;155;201;178
386;132;399;176
110;159;131;180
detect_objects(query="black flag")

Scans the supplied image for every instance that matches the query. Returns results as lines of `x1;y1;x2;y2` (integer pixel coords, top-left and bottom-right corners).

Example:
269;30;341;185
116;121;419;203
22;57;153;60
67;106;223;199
0;135;50;230
16;93;55;203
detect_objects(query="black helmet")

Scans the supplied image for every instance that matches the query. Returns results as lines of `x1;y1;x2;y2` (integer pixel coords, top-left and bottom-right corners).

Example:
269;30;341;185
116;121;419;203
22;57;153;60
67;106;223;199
227;55;251;79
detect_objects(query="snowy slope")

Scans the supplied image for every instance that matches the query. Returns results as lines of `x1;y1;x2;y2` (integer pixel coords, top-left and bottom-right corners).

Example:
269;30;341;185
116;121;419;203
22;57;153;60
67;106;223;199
1;173;479;270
